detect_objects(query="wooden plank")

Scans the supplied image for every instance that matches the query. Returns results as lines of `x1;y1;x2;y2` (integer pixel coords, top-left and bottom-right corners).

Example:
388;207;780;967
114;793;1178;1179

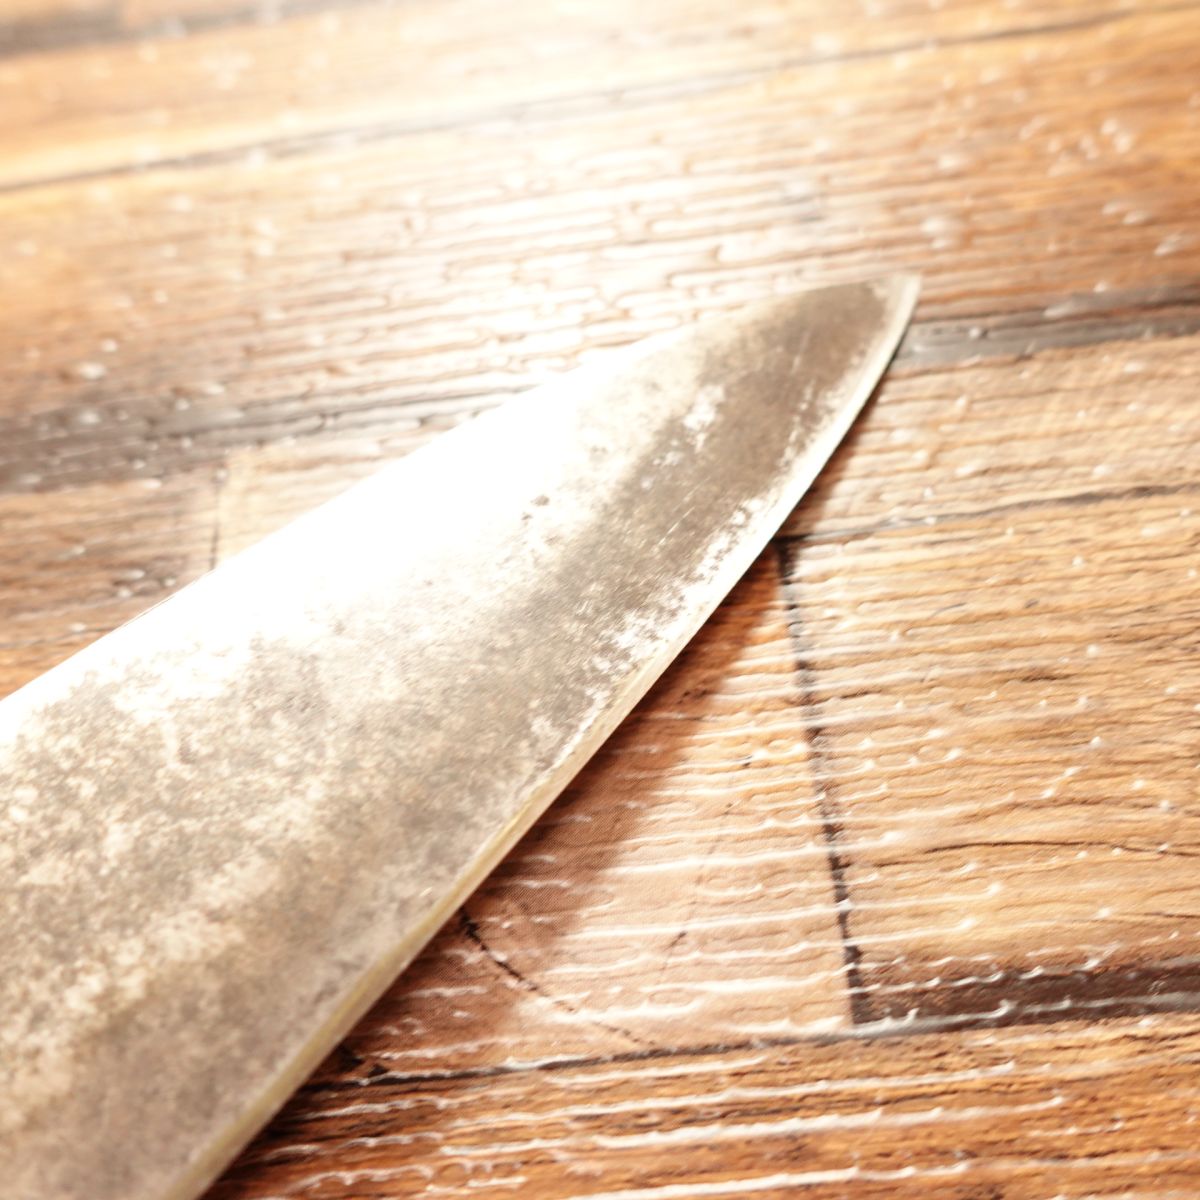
1;0;1171;187
2;4;1200;496
209;1015;1200;1198
3;0;1200;1195
780;331;1200;1026
9;0;1163;51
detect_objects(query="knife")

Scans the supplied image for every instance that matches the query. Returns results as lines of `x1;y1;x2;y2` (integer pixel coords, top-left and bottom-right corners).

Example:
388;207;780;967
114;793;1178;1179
0;276;916;1200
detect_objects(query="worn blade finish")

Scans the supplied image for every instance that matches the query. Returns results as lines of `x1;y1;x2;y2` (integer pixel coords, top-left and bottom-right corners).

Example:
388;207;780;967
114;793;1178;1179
0;277;916;1200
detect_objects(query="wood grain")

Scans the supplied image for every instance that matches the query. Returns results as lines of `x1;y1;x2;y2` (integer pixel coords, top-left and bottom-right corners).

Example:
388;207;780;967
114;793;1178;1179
4;0;1181;188
3;0;1200;1195
212;1017;1200;1199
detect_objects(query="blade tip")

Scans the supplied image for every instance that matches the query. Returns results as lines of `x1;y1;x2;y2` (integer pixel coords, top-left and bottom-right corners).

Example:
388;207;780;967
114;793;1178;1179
796;272;920;327
873;271;922;318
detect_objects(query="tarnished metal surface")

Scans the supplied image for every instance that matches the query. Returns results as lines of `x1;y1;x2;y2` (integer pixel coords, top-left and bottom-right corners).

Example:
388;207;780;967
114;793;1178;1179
0;277;916;1200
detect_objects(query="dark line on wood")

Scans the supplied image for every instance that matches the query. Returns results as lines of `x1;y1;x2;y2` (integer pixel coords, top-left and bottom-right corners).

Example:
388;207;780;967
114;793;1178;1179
5;285;1200;500
893;0;1200;54
3;0;1178;62
0;0;390;61
0;6;119;57
458;907;650;1049
864;963;1200;1030
896;284;1200;369
298;986;1200;1100
783;481;1200;548
773;541;873;1026
2;0;1196;195
0;381;507;498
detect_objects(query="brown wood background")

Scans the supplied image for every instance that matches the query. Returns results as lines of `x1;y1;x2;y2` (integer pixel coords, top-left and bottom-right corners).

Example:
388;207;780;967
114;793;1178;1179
4;0;1200;1195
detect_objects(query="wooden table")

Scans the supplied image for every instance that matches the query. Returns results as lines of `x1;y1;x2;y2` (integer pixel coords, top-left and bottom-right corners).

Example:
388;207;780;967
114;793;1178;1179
4;1;1200;1196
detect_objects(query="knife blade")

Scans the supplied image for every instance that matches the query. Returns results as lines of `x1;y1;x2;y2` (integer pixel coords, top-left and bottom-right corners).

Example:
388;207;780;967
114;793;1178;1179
0;276;916;1200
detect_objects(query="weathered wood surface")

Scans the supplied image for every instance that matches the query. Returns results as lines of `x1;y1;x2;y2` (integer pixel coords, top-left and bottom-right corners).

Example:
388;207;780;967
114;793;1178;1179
3;0;1200;1195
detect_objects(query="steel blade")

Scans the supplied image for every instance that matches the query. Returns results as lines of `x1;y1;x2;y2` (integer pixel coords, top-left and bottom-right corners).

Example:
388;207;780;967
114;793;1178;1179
0;276;916;1200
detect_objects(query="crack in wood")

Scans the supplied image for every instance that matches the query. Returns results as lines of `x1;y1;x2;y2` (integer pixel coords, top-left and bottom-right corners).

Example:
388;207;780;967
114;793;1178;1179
774;542;872;1026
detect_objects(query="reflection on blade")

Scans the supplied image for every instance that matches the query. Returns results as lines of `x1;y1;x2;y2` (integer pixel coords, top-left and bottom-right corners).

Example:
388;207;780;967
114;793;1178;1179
0;276;917;1200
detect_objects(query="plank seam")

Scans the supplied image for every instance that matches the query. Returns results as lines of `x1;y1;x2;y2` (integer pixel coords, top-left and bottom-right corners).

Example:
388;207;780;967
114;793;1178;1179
783;481;1200;548
5;293;1200;499
298;995;1200;1099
